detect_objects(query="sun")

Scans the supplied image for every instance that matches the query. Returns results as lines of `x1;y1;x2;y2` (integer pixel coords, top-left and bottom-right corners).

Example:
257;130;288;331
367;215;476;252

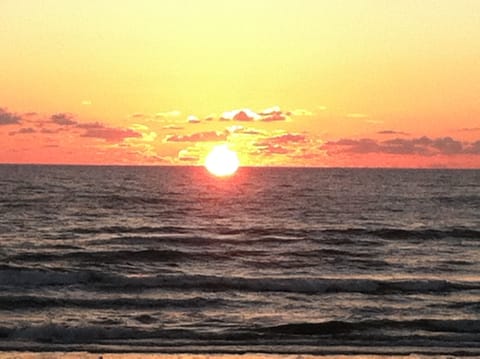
205;145;240;177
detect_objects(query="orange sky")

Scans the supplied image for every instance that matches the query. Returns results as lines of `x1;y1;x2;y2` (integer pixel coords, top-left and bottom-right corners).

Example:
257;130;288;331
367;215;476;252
1;0;479;167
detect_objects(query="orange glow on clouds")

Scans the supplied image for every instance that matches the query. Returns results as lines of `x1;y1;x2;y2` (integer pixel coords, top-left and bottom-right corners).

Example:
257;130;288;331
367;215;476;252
1;1;480;168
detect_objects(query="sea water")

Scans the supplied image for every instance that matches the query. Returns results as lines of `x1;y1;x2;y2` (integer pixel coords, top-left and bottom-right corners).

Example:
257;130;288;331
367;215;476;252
0;165;479;355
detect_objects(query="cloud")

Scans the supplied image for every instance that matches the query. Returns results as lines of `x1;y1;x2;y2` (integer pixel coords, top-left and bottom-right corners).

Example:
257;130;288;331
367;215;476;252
253;144;291;155
240;128;265;135
458;127;480;132
177;149;199;162
9;127;36;136
467;140;480;154
377;130;409;135
234;111;256;121
155;110;181;118
253;132;307;157
218;107;289;122
130;113;145;119
0;108;22;125
40;128;61;134
130;124;157;142
162;124;184;130
51;113;77;126
226;125;264;135
81;124;142;142
259;106;281;116
258;106;290;122
76;121;103;129
290;109;313;116
220;109;260;121
165;130;228;142
430;137;463;155
323;136;479;156
260;112;287;122
178;155;199;161
187;115;201;124
267;133;306;144
256;133;307;147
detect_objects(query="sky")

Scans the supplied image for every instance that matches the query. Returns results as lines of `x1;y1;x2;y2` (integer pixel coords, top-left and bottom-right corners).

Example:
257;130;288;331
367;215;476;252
1;0;480;167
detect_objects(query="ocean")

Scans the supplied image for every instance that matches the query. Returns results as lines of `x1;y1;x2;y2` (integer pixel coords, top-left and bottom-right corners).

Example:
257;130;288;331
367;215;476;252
0;165;479;356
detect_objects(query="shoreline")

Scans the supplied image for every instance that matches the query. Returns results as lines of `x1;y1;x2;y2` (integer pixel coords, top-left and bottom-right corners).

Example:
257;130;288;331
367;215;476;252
1;348;480;359
0;354;477;359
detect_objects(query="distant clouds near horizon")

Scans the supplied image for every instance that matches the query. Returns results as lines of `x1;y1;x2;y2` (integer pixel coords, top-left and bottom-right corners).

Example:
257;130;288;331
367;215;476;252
1;1;480;167
1;105;479;168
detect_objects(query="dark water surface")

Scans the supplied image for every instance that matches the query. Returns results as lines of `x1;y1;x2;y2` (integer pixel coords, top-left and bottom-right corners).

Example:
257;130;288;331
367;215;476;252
0;165;479;354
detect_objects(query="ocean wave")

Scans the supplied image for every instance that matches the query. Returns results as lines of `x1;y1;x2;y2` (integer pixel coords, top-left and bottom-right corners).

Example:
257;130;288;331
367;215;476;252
263;318;480;335
8;248;268;264
217;226;480;240
9;249;200;263
0;295;233;310
63;225;480;243
315;227;480;240
2;268;478;294
0;324;167;343
1;320;480;348
67;225;191;235
108;275;480;294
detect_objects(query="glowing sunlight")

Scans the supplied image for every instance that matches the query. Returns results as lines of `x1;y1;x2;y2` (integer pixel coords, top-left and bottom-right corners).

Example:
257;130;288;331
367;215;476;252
204;145;240;177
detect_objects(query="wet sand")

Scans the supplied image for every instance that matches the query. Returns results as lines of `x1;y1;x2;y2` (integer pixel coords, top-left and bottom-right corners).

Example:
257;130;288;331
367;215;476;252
0;353;469;359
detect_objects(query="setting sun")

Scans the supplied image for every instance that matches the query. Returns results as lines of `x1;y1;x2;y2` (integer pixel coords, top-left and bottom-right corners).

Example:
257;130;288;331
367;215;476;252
205;145;240;177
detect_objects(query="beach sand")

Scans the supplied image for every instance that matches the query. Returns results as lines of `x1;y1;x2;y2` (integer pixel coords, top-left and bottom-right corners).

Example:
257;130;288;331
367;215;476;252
0;353;466;359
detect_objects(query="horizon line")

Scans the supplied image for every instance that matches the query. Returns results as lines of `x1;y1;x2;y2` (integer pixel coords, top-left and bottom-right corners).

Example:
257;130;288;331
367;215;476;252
0;162;478;170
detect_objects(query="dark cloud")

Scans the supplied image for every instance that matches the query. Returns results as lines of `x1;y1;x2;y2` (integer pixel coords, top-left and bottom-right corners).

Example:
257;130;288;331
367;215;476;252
165;131;228;142
77;122;143;142
81;125;142;142
162;124;184;130
253;144;291;155
255;133;306;147
259;107;289;122
0;108;22;125
226;125;264;135
9;127;36;136
466;140;480;154
187;115;201;124
260;112;287;122
218;107;289;122
130;113;145;118
233;111;255;122
237;128;264;135
51;113;77;126
431;137;463;155
76;122;104;129
267;133;306;144
178;155;199;161
323;136;479;156
220;109;259;122
241;129;264;135
41;128;62;134
377;130;409;135
253;133;306;156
